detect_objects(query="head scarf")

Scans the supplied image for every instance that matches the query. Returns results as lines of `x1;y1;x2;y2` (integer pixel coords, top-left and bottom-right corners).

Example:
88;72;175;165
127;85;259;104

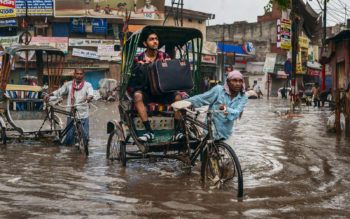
224;70;245;95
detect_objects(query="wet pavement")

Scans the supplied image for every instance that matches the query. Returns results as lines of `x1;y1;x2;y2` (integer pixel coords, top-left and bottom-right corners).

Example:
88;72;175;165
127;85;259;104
1;99;350;218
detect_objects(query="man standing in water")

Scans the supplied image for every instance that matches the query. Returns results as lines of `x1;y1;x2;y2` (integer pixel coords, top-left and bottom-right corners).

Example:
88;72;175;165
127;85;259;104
44;69;94;146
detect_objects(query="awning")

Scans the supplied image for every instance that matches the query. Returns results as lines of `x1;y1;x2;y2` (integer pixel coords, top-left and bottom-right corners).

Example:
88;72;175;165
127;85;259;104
217;42;247;55
307;61;322;70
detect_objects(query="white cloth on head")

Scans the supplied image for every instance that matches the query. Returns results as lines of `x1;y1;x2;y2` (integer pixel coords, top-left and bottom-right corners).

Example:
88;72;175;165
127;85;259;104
224;70;245;95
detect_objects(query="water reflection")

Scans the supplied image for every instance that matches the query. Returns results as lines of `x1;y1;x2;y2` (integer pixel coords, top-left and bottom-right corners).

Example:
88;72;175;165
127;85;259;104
0;100;349;218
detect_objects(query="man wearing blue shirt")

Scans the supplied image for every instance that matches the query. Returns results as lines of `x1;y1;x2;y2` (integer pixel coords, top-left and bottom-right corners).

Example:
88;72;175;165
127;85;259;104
187;70;248;140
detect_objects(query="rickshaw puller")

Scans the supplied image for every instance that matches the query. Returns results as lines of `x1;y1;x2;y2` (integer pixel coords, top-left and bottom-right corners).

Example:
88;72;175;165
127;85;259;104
129;30;183;142
44;69;94;146
186;70;248;140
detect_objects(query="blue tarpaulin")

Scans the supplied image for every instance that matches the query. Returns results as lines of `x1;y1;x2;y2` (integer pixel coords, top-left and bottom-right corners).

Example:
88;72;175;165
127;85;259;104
217;42;247;55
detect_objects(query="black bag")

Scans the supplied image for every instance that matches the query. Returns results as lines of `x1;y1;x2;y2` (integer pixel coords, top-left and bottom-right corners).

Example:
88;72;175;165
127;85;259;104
148;59;193;95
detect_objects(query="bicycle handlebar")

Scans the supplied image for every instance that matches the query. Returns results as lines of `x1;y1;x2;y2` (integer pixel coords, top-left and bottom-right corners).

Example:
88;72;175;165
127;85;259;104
184;107;225;115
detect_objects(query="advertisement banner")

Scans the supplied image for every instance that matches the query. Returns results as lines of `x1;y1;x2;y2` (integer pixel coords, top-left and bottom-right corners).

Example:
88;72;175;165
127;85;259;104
299;36;309;49
0;19;17;27
72;48;99;60
0;35;19;47
0;0;16;18
201;54;216;64
54;0;165;20
280;19;291;50
263;53;277;74
69;38;119;47
70;18;85;33
30;37;69;54
16;0;53;16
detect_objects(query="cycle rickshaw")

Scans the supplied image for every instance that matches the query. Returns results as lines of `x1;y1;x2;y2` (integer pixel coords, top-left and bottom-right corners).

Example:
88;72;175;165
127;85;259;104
106;26;244;198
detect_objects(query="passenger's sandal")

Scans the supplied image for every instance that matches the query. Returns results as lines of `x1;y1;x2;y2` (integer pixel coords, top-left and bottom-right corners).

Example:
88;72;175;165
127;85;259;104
172;132;184;141
138;132;155;142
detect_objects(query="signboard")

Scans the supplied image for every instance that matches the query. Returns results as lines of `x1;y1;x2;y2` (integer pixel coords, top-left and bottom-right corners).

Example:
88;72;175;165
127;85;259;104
16;0;53;16
0;19;17;27
280;19;291;50
70;18;108;34
201;54;216;64
296;51;304;74
0;0;16;18
70;18;85;33
263;53;277;74
0;35;19;47
30;37;69;54
98;45;120;61
307;68;321;76
54;0;165;20
72;48;99;60
69;38;119;47
299;36;309;49
242;42;255;55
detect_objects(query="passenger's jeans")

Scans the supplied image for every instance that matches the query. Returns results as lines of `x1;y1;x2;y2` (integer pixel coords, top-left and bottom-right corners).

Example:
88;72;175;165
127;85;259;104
63;117;89;146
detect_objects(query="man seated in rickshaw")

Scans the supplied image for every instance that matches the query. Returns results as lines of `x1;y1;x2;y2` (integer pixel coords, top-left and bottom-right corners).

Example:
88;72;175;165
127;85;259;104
128;29;183;142
186;70;248;140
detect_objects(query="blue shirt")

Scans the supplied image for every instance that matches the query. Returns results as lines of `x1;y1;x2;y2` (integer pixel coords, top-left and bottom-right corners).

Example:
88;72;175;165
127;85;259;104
188;85;248;140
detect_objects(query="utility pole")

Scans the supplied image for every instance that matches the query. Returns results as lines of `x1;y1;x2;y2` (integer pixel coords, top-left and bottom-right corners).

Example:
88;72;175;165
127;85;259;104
291;0;299;107
221;24;225;83
321;0;327;91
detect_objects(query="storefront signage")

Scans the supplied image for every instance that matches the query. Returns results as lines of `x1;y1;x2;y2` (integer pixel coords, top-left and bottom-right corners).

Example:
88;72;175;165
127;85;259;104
308;68;321;76
279;19;291;50
72;48;99;60
16;0;53;16
263;53;277;74
0;0;16;18
69;38;119;47
299;36;309;49
30;37;68;54
54;0;165;21
64;62;110;69
97;45;120;61
201;54;216;64
0;19;17;27
0;35;19;47
242;42;255;55
70;18;108;34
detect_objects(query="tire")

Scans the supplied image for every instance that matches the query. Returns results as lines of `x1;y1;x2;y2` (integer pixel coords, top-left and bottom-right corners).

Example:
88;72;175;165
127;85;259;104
0;127;6;145
106;124;126;166
76;121;89;156
201;141;244;198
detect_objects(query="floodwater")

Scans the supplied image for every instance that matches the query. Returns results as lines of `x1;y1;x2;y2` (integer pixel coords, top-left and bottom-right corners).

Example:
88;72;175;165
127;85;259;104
0;99;350;218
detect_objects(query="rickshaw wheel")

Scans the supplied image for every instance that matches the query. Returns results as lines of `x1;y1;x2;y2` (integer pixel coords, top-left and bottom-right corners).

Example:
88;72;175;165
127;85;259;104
106;124;126;166
201;142;244;198
0;126;6;145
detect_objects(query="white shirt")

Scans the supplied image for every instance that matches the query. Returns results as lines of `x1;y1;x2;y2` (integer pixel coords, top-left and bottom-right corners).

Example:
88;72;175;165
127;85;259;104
53;80;94;119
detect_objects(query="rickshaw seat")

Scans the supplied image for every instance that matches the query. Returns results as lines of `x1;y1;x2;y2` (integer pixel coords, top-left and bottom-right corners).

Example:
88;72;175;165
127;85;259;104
132;102;174;115
5;84;43;111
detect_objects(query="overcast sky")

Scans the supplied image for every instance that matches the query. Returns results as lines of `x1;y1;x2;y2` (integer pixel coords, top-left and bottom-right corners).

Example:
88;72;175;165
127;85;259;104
164;0;348;26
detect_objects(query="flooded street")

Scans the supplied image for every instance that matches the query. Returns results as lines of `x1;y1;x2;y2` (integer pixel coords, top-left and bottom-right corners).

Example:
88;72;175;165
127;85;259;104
1;99;350;218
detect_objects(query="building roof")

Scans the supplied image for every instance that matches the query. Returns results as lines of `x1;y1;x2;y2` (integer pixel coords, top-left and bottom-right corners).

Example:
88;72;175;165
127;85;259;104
326;30;350;42
164;6;214;21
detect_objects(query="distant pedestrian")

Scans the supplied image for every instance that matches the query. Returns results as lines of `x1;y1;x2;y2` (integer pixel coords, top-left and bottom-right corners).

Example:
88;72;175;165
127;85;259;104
253;80;263;99
312;82;320;107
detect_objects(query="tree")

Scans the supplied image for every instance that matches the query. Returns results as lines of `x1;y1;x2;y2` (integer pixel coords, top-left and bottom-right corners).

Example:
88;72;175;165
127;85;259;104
264;0;291;13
